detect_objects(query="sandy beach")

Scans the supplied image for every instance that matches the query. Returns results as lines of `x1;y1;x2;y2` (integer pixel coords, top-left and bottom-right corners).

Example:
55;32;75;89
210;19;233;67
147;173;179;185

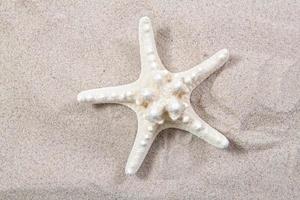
0;0;299;199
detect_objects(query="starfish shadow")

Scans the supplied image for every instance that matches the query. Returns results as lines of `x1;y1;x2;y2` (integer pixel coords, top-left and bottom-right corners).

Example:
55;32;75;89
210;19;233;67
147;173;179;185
92;103;119;110
227;138;247;154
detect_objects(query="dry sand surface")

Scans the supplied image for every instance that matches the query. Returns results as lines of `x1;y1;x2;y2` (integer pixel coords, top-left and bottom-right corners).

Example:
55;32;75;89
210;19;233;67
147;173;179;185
0;0;299;199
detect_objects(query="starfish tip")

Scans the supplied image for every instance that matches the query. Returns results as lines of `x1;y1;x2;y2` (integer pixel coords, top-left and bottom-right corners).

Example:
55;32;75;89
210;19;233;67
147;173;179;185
219;138;230;149
125;167;136;175
139;16;151;24
219;49;229;61
77;93;84;102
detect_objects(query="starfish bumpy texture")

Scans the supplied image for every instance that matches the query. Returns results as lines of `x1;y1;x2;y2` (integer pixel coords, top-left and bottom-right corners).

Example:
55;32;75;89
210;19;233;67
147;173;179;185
77;16;230;175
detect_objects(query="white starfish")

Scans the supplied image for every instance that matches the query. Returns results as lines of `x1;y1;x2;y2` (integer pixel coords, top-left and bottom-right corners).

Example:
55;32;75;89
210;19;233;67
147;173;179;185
77;16;230;175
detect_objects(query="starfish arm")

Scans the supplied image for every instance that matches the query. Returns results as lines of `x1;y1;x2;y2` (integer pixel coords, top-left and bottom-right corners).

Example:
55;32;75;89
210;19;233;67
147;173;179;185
139;16;165;74
125;116;158;175
174;107;229;149
77;83;137;104
176;49;229;89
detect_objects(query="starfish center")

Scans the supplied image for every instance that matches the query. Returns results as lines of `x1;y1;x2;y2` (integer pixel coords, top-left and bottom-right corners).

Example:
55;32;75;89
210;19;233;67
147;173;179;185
135;70;190;124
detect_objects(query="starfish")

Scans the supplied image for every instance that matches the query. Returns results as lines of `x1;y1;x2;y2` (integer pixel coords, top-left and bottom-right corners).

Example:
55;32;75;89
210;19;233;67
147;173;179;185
77;16;230;175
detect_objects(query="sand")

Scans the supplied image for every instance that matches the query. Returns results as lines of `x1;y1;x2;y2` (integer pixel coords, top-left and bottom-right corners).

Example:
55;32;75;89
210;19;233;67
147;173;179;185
0;0;299;199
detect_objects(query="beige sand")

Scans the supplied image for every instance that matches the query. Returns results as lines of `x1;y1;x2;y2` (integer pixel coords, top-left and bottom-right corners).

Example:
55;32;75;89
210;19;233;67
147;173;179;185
0;0;299;199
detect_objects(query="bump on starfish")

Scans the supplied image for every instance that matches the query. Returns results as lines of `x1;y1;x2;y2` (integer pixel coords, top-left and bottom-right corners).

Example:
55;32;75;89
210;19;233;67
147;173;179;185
77;16;230;175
